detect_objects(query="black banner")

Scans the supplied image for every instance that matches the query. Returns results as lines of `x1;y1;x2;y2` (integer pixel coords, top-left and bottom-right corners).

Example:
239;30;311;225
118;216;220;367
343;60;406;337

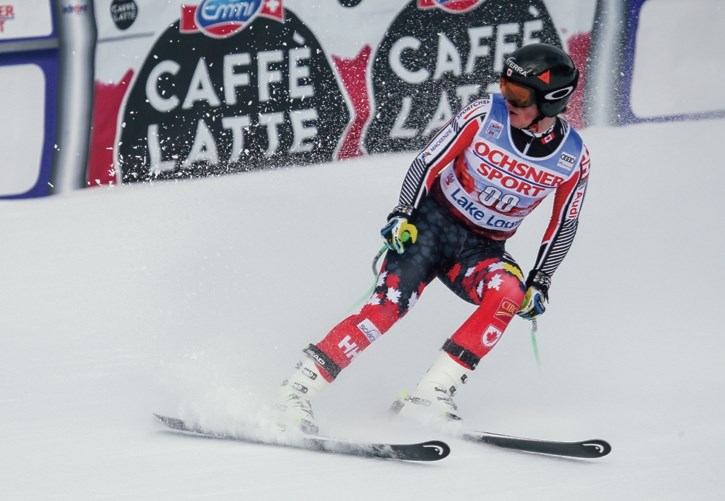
118;9;348;182
365;0;561;154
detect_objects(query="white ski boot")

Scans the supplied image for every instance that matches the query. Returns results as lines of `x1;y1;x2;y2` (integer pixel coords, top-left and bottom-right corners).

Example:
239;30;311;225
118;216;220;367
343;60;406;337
275;357;328;435
390;351;472;430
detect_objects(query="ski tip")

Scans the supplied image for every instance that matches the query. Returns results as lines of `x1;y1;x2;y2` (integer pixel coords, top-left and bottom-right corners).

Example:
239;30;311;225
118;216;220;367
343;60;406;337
153;412;171;423
153;413;188;431
582;439;612;458
465;431;612;459
418;440;451;460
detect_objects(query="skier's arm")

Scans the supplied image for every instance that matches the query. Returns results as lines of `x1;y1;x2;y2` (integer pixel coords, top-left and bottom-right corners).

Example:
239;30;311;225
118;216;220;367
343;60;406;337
392;98;491;215
530;146;591;284
519;148;589;319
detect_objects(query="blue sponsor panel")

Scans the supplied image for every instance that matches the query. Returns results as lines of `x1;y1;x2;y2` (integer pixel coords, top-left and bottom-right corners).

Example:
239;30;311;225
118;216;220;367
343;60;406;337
620;0;725;124
0;0;58;199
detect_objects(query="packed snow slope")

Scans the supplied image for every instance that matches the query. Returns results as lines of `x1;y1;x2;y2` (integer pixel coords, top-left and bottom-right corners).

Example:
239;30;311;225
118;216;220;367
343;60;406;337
1;118;724;500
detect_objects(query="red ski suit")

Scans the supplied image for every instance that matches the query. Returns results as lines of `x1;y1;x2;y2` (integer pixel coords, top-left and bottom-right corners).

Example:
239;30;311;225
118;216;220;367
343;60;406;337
308;94;590;380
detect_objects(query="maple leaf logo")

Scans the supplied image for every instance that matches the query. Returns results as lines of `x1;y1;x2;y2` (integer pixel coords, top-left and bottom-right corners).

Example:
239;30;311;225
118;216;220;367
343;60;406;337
377;271;388;288
488;262;505;272
487;273;503;291
386;287;401;304
482;325;503;347
366;294;382;306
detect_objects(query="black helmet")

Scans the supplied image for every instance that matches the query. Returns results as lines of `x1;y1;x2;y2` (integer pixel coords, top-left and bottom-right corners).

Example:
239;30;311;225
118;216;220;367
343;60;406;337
502;43;579;117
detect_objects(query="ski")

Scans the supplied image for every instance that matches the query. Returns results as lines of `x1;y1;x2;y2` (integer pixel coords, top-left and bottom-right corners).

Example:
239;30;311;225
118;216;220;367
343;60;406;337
462;430;611;459
154;414;450;462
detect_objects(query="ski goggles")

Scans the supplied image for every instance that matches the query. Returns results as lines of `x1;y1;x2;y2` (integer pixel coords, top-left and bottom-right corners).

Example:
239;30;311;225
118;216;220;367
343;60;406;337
499;76;535;108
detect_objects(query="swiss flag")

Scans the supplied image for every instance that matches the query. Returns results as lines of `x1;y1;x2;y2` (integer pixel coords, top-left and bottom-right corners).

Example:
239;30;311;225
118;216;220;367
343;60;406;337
538;70;551;84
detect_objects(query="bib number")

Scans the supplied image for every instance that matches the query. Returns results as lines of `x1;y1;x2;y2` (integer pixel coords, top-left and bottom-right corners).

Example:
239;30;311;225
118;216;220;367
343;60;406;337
478;186;519;213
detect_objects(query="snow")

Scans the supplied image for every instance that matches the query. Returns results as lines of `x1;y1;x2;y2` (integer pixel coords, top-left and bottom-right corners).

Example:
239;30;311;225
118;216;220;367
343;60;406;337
1;115;724;500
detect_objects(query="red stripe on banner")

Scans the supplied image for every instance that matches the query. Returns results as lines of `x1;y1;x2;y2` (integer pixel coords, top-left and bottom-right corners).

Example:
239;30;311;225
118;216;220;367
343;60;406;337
333;46;372;159
260;1;285;21
87;70;134;186
417;0;482;12
180;5;198;33
564;33;591;129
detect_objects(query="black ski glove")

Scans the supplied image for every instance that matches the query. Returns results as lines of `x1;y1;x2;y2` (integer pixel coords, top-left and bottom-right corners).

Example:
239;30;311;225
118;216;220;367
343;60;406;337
380;205;418;254
518;270;551;320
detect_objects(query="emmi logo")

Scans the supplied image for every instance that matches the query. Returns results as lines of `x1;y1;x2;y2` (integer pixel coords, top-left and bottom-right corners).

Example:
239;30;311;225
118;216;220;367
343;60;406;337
182;0;285;39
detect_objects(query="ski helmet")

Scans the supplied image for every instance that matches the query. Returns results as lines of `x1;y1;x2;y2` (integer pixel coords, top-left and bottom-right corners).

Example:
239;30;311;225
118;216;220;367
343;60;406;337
501;43;579;117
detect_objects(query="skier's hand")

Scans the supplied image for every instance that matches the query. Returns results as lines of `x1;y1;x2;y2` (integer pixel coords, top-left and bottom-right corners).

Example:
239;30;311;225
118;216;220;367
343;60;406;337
518;270;551;320
381;206;418;254
518;286;547;319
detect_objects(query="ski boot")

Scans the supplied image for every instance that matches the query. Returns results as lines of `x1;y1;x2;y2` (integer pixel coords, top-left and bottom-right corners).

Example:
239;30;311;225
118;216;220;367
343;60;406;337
275;357;328;435
390;351;472;430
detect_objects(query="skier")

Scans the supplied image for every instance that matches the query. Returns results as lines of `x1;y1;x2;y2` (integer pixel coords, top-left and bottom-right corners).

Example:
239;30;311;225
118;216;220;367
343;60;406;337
276;43;591;434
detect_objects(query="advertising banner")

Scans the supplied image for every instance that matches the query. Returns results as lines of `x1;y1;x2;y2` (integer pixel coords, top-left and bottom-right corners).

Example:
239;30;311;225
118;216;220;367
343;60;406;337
3;0;723;198
89;0;596;186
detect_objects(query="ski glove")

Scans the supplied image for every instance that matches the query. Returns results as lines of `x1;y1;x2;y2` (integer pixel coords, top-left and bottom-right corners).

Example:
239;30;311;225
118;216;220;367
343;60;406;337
518;270;551;320
380;205;418;254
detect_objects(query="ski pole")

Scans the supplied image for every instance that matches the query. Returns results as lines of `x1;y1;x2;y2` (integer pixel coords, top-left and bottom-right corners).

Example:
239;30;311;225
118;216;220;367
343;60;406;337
371;244;387;276
350;230;415;311
529;318;542;369
349;244;387;310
